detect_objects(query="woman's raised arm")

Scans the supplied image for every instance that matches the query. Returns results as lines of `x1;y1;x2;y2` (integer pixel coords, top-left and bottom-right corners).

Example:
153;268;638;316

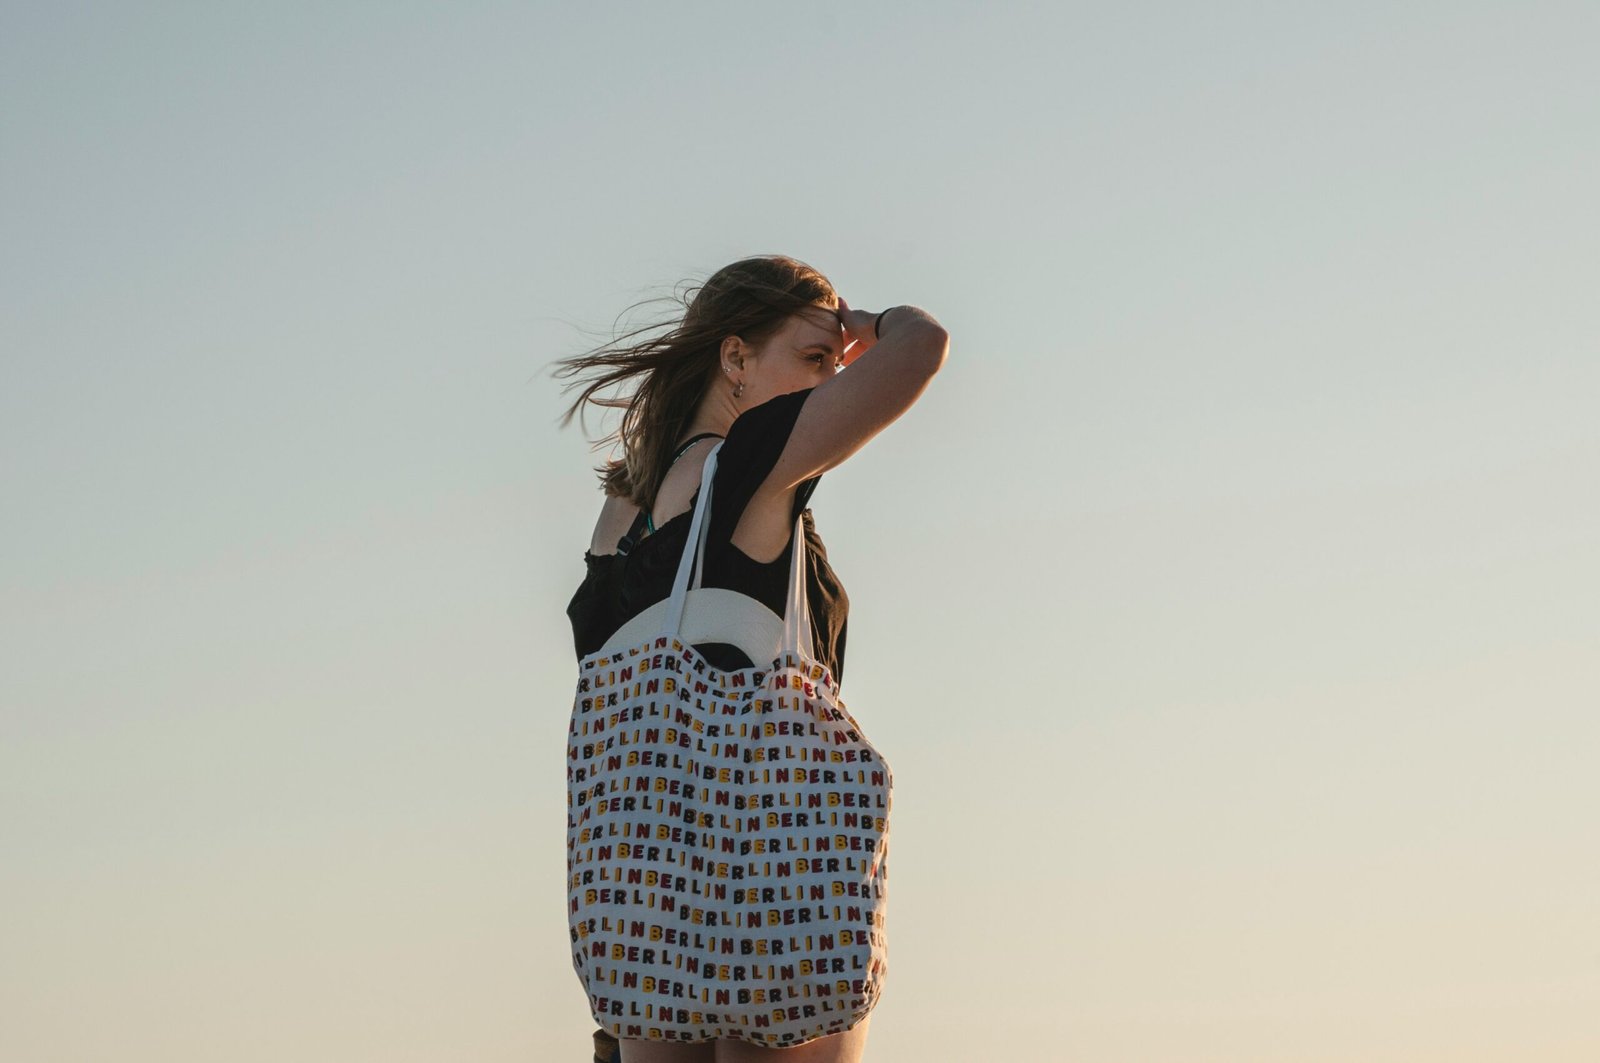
765;303;949;492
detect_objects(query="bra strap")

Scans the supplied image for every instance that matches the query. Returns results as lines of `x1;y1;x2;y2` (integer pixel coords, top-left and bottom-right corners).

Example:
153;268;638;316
672;432;726;456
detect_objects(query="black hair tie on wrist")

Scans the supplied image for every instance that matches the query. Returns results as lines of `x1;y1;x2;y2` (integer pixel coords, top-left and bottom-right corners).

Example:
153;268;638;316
873;307;893;340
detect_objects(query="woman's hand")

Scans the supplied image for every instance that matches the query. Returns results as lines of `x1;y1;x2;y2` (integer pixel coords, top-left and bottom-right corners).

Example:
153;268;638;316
835;296;879;368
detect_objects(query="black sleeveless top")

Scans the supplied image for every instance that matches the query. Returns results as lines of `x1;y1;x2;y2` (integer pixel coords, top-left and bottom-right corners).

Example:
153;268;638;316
566;386;850;684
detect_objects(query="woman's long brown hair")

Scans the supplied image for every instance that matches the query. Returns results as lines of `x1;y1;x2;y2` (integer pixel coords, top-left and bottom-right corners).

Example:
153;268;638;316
549;254;837;510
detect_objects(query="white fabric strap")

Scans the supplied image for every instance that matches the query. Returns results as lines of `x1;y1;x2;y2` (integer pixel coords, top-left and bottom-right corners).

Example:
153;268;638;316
659;438;816;660
660;441;723;638
781;508;814;659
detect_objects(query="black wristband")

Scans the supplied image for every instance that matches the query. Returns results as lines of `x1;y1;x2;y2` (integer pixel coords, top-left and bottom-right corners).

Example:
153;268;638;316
873;306;894;340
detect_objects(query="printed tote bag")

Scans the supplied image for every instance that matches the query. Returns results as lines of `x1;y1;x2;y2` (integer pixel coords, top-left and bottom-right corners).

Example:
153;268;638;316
566;441;892;1049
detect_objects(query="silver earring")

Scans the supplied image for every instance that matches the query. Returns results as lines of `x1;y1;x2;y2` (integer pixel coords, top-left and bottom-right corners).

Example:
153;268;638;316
733;380;745;398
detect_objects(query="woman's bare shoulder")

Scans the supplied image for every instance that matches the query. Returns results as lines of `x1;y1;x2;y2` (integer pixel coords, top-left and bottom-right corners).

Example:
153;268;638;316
588;493;641;556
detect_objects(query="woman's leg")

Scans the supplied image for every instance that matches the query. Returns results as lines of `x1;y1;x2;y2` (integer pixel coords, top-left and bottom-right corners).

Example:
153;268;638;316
617;1039;716;1063
714;1012;872;1063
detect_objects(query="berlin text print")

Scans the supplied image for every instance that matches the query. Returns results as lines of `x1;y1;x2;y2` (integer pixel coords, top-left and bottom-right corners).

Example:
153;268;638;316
566;636;892;1048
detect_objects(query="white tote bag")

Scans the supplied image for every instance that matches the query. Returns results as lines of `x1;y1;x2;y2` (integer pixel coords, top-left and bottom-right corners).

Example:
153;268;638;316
566;440;892;1049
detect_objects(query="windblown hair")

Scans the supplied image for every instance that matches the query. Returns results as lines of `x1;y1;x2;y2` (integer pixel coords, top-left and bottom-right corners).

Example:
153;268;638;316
550;254;837;509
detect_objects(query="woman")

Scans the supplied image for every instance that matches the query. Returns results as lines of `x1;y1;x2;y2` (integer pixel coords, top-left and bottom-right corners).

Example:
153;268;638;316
553;254;948;1063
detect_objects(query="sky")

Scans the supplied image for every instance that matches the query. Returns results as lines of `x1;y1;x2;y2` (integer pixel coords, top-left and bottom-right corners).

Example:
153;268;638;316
2;2;1596;1061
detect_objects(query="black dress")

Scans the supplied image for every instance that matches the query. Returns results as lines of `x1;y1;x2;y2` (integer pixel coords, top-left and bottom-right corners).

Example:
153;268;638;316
566;386;850;686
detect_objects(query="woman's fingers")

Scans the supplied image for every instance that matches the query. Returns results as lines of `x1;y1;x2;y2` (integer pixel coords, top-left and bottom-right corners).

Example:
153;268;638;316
835;296;879;368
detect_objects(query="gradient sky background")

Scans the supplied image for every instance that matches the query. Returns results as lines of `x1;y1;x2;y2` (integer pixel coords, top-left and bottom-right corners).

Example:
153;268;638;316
3;3;1596;1061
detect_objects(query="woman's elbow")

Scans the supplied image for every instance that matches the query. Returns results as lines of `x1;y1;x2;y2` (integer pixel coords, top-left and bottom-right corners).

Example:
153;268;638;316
918;327;950;375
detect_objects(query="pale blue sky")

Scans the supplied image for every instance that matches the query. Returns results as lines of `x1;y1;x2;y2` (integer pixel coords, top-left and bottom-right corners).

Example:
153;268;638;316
2;3;1596;1061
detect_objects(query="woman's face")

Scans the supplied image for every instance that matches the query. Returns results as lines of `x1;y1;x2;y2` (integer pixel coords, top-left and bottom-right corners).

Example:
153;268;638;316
731;304;844;410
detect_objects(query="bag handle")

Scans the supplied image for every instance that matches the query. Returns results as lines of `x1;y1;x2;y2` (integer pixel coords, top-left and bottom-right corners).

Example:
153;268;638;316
658;440;814;660
780;500;815;659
